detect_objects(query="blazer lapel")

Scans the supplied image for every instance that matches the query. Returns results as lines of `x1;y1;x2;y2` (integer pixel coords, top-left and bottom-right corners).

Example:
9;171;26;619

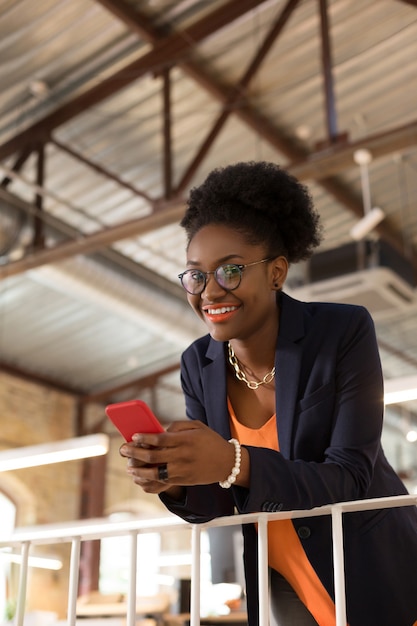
204;339;231;440
275;293;305;458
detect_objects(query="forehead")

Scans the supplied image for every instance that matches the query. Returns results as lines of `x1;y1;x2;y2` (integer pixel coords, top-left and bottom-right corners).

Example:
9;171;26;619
187;224;263;262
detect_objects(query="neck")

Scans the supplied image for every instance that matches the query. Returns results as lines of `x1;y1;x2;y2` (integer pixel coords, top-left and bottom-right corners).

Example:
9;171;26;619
229;322;279;370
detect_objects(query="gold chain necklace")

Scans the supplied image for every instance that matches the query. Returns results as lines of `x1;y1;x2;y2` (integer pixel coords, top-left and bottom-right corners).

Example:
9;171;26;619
227;342;275;390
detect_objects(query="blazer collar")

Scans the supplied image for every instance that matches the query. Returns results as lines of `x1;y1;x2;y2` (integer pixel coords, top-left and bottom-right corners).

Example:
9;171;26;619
274;292;305;456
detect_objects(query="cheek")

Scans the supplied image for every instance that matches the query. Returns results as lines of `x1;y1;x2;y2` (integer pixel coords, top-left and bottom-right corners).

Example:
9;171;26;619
187;294;202;315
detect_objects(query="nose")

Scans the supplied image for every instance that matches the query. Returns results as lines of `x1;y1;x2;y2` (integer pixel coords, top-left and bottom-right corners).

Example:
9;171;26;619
201;272;227;299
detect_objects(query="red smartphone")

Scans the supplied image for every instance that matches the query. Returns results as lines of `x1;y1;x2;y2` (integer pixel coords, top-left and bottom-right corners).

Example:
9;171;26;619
105;399;164;441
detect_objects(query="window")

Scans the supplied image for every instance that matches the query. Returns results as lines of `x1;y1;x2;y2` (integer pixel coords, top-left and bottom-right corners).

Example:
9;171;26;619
100;532;161;596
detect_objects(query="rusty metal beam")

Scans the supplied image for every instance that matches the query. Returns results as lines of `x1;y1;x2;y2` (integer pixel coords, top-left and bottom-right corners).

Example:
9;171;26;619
80;362;181;404
1;117;417;280
318;0;339;143
1;148;33;189
0;362;84;396
33;144;46;249
176;0;302;193
288;119;417;181
50;139;154;203
0;198;186;279
92;0;414;236
0;0;269;162
162;68;173;199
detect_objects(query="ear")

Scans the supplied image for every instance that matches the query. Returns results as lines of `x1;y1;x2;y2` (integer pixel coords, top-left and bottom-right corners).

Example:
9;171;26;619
270;256;288;290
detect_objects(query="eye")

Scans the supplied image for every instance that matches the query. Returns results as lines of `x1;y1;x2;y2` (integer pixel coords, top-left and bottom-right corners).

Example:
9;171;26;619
220;264;240;282
188;270;205;285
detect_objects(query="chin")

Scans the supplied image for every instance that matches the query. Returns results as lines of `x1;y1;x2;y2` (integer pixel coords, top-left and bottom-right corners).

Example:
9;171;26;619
207;326;231;343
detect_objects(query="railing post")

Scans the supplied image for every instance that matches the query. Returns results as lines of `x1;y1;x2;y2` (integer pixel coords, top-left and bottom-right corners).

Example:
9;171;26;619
257;516;269;626
127;531;138;626
190;524;201;626
15;541;30;626
331;505;347;626
67;537;81;626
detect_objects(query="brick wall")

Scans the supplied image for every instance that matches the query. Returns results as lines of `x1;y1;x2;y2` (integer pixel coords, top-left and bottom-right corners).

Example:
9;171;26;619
0;372;170;618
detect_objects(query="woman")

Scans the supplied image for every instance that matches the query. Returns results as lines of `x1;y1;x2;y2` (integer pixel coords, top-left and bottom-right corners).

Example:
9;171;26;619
120;162;417;626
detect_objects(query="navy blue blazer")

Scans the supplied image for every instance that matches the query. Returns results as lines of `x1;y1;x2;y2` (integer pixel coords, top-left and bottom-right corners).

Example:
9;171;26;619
161;293;417;626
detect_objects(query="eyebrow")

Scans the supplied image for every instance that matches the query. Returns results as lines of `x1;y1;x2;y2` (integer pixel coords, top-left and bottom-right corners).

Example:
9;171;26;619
186;254;244;267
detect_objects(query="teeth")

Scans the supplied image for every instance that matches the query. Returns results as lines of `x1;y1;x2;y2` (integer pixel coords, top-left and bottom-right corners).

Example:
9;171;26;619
206;306;237;315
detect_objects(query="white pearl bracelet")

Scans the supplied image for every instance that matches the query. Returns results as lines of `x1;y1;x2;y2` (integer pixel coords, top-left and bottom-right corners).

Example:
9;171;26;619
219;438;241;489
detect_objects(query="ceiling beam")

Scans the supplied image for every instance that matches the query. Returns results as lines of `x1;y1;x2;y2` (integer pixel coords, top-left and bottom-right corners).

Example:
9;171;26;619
0;0;416;279
92;0;417;247
288;119;417;181
80;363;181;404
176;0;302;193
0;0;269;162
1;116;416;280
0;362;84;396
0;197;186;280
50;139;154;203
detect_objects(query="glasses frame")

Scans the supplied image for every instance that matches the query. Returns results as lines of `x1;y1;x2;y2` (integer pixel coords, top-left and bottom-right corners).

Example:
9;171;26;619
178;257;273;295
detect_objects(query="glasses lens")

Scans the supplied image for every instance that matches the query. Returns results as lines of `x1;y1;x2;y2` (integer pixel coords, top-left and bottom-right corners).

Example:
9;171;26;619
181;269;206;294
215;264;242;290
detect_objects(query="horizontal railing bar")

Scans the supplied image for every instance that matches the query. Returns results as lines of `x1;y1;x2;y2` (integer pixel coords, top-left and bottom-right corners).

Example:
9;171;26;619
0;515;188;547
1;494;415;626
1;494;415;548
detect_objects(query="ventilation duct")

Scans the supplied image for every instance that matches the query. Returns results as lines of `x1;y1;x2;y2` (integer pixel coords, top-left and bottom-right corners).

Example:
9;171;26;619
287;240;416;320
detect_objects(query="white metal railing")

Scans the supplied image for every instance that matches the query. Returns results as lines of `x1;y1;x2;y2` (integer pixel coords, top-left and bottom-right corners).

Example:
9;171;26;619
0;494;416;626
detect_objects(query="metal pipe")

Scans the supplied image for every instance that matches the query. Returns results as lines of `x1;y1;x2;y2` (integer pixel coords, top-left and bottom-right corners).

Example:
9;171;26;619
257;516;269;626
67;537;81;626
15;541;30;626
190;524;201;626
332;506;347;626
127;531;138;626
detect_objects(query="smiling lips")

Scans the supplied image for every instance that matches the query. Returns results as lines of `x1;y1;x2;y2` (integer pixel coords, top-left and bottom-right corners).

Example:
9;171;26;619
203;305;240;323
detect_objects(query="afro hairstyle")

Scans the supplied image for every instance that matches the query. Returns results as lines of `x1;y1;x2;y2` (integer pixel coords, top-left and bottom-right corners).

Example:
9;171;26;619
180;161;322;263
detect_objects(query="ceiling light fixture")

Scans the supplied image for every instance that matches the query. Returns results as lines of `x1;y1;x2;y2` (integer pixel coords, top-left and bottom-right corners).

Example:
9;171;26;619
0;434;109;472
406;430;417;443
350;149;385;240
0;550;63;570
384;375;417;405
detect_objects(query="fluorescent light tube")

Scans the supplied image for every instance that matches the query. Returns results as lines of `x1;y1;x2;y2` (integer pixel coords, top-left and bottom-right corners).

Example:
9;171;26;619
384;375;417;405
0;551;63;570
0;433;109;472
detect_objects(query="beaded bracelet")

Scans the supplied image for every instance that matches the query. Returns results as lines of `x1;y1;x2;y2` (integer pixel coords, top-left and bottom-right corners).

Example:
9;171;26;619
219;438;241;489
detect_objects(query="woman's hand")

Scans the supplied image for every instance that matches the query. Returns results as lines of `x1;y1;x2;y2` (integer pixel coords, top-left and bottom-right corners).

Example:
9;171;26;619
119;420;245;495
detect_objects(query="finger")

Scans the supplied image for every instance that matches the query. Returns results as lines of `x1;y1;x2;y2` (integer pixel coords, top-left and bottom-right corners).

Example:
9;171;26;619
120;442;155;461
128;463;169;485
166;420;207;433
131;420;205;447
127;457;146;468
130;476;172;494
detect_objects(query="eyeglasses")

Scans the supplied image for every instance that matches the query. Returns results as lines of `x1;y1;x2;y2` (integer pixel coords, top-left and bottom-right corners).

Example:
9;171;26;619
178;258;273;295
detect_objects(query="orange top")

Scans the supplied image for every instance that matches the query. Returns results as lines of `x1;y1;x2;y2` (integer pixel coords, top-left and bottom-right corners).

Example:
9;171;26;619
228;398;336;626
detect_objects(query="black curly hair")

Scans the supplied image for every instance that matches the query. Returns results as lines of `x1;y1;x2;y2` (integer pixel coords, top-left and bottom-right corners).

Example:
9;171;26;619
180;161;322;263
